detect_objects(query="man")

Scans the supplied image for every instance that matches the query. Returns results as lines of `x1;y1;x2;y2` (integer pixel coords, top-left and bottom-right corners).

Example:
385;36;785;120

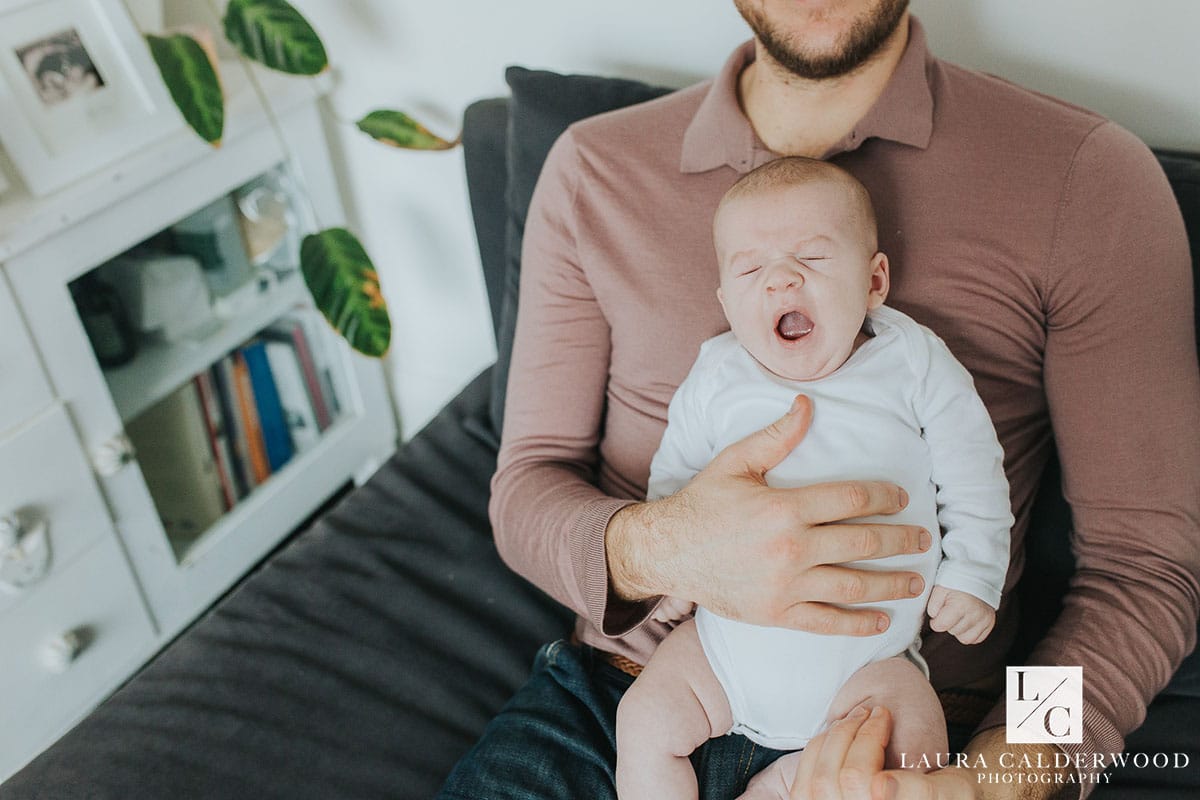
440;2;1199;798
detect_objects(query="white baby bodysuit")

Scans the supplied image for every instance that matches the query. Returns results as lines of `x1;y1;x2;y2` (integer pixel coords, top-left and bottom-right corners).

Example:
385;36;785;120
647;304;1013;750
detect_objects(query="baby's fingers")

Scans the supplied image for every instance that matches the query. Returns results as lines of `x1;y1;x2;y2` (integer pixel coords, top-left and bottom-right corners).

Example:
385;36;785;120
926;586;948;617
928;607;959;633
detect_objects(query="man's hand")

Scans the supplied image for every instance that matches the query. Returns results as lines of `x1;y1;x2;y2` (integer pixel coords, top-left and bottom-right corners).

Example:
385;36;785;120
781;706;974;800
606;394;932;635
927;586;996;645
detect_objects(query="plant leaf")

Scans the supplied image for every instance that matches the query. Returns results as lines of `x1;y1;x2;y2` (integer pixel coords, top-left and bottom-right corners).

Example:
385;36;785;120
223;0;328;76
356;110;459;150
146;34;224;145
300;228;391;358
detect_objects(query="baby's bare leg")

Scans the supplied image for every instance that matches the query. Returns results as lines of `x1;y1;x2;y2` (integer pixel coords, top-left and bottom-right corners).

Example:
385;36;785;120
615;619;733;800
824;655;948;767
740;656;946;799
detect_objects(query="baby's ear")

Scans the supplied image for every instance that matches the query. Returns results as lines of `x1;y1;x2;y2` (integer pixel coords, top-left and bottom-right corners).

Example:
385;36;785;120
716;286;726;313
867;251;890;309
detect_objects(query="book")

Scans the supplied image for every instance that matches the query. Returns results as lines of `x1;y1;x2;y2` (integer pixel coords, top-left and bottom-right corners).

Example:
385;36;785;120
209;357;253;497
193;371;237;509
231;351;271;484
241;340;294;473
125;383;226;548
280;310;341;420
264;339;321;454
264;316;331;431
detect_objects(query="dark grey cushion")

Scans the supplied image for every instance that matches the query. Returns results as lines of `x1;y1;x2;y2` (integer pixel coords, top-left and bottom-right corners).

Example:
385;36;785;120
462;98;511;343
488;67;671;435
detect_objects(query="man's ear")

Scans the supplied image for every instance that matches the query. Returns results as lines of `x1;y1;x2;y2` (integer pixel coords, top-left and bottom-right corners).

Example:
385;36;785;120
866;252;890;310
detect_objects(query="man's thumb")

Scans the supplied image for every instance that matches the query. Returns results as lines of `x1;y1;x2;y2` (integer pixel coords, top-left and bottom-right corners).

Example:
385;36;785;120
721;394;812;475
874;769;974;800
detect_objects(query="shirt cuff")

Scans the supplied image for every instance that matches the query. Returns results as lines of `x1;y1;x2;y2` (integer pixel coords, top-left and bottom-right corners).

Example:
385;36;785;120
570;495;656;636
976;699;1124;799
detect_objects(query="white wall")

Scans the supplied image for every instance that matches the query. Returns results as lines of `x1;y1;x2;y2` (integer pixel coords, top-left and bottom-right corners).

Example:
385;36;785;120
299;1;1200;438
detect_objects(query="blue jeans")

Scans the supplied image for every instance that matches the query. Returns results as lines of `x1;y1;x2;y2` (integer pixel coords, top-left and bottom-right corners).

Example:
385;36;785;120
437;639;974;799
436;639;788;799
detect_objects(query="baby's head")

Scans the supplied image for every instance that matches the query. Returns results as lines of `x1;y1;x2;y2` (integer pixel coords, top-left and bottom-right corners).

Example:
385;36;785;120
713;157;889;382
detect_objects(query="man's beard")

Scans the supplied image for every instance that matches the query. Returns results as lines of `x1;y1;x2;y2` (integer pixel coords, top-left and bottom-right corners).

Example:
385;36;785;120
736;0;910;80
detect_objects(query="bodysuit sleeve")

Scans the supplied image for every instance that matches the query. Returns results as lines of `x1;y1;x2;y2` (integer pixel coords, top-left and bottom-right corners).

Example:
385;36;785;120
915;331;1013;610
646;352;717;501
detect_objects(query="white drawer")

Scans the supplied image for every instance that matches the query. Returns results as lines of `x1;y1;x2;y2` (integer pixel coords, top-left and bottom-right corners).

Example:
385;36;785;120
0;277;54;437
0;533;156;781
0;405;114;615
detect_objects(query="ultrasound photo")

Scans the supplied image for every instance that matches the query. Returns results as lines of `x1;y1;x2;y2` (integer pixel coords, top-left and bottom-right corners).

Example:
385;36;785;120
15;28;105;107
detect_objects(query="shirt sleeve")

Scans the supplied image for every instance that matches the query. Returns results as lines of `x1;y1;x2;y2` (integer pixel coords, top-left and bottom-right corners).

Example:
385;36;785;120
488;129;648;636
978;121;1200;795
915;332;1013;610
646;354;716;501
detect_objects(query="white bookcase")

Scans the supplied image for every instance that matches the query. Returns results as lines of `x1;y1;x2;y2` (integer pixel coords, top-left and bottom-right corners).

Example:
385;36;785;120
0;69;396;780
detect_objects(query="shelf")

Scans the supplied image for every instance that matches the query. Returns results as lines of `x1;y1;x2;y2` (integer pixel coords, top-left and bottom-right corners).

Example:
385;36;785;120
172;412;356;568
104;272;310;423
0;63;331;263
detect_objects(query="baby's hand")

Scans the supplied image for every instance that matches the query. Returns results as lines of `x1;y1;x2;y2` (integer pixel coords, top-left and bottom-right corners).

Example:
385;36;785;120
652;596;696;624
927;586;995;645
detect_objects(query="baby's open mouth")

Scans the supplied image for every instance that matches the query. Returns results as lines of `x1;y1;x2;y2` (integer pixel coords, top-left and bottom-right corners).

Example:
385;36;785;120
776;310;814;341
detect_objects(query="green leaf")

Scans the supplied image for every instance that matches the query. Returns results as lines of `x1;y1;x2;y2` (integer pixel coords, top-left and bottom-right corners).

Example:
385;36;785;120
355;110;459;150
300;228;391;358
146;34;224;145
223;0;328;75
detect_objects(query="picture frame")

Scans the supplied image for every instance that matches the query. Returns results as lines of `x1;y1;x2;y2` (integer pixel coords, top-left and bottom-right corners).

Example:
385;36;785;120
0;0;182;197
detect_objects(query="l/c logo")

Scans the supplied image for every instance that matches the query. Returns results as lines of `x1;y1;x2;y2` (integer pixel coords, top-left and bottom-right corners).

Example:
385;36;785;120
1006;666;1083;744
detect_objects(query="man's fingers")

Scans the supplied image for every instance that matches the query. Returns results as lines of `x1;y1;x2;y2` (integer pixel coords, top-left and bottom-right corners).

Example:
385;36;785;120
798;565;925;605
791;481;909;525
805;523;931;564
809;707;871;800
843;706;890;797
716;394;813;476
780;602;891;636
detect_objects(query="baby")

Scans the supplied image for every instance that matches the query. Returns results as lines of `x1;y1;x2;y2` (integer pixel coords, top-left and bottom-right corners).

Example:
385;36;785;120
614;157;1013;800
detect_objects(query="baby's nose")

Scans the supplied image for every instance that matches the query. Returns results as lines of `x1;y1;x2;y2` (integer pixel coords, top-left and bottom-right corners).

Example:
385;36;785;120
766;265;803;293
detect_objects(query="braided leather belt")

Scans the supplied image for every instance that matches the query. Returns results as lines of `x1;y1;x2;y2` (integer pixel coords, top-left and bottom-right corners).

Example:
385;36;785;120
598;650;644;678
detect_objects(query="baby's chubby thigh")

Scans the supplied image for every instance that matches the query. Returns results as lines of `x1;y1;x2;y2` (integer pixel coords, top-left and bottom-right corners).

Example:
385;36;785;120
823;656;948;768
615;619;733;799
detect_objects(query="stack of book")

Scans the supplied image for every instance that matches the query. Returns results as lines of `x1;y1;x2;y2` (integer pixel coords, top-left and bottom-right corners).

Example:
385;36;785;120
125;312;341;550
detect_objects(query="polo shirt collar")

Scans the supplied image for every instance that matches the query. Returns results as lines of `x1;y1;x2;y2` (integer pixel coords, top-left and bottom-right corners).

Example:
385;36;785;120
680;16;935;174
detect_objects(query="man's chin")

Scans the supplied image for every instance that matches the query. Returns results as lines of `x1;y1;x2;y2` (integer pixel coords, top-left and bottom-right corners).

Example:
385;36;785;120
738;0;910;81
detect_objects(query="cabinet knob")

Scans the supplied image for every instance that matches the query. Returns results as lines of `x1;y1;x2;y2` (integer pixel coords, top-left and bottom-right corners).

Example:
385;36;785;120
92;434;136;477
41;628;87;674
0;514;51;593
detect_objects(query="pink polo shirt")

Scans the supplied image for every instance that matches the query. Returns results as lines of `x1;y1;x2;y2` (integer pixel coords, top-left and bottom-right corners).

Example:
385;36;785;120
490;17;1199;784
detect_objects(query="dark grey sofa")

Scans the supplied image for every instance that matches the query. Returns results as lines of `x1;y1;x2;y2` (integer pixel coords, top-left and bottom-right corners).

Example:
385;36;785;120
5;70;1199;798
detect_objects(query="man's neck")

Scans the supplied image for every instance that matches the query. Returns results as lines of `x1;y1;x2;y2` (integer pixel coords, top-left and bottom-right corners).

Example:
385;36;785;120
737;14;911;158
